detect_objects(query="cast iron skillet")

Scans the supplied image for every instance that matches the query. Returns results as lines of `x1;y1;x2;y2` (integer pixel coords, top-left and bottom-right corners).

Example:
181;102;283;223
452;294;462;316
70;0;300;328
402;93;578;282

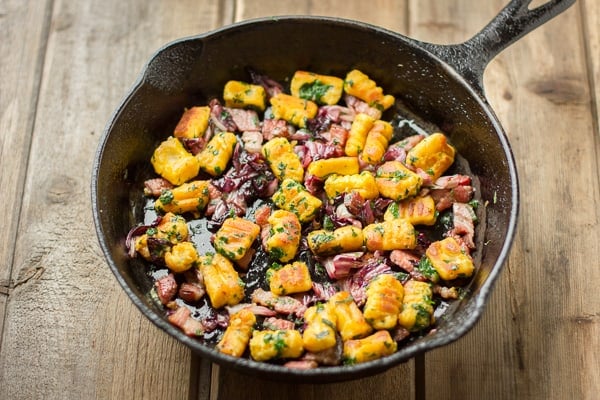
92;0;574;383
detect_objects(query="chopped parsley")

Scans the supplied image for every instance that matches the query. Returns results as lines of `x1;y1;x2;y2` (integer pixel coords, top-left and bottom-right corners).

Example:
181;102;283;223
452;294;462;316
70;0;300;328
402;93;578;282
299;80;332;103
263;331;288;357
387;202;400;218
269;246;285;260
322;215;335;231
158;190;174;205
417;257;439;283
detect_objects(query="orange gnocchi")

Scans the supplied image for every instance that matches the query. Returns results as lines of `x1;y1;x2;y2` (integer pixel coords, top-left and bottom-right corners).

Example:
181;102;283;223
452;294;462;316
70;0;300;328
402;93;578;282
128;68;479;369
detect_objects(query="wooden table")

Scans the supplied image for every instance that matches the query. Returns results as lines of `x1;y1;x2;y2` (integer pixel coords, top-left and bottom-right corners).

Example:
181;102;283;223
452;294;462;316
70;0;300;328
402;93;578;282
1;1;598;399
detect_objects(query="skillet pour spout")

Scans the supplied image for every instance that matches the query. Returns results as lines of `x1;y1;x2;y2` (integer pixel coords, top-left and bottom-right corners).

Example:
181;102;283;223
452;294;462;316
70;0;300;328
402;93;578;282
92;0;575;383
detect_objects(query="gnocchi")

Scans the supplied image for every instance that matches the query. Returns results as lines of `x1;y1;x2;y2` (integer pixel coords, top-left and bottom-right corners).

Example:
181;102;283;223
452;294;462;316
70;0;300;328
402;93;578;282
127;67;480;369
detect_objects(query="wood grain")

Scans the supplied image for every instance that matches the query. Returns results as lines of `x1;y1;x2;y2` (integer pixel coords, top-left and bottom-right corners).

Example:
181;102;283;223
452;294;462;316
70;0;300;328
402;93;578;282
0;0;53;335
0;0;596;399
411;1;600;399
236;0;409;33
0;1;225;398
581;0;600;138
217;362;414;400
484;3;599;398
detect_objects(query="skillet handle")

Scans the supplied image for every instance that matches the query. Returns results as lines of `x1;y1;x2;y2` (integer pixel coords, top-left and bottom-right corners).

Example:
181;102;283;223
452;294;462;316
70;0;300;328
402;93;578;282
420;0;576;96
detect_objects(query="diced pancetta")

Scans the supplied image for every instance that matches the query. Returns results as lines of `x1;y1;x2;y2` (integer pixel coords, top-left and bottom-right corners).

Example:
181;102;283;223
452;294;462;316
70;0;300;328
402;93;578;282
155;273;178;305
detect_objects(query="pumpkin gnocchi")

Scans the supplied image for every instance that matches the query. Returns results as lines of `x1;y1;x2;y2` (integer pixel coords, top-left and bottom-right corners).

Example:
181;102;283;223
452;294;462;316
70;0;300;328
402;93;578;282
127;68;480;369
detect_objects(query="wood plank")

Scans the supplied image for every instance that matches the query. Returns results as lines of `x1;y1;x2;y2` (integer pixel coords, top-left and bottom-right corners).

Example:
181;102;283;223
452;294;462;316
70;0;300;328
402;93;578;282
213;1;414;398
489;3;600;397
0;0;596;398
217;363;414;400
236;0;408;33
580;0;600;137
410;1;600;399
0;0;53;334
407;3;523;397
0;1;225;398
575;1;600;398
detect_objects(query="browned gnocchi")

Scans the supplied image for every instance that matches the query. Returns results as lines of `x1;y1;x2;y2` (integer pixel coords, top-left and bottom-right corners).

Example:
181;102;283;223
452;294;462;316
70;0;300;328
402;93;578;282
127;68;480;368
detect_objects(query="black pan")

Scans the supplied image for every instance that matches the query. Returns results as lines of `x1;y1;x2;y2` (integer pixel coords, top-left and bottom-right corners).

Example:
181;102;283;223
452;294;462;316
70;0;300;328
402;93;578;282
92;0;574;383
